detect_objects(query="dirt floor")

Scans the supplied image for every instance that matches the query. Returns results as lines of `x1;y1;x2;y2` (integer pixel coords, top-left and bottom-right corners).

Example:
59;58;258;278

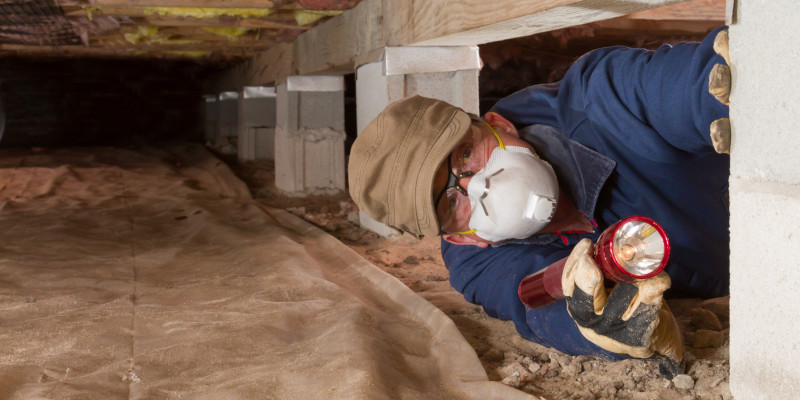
231;159;732;400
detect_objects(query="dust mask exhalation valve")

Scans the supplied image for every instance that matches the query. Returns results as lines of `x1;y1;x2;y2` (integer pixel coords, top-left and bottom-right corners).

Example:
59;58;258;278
517;216;671;309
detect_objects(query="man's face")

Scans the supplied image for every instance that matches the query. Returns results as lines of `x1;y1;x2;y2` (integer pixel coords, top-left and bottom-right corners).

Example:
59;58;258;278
431;112;538;247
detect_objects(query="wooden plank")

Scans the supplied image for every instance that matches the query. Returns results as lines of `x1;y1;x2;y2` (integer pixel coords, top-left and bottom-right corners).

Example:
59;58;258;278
63;7;307;30
0;44;260;58
212;41;293;90
385;0;691;46
624;0;725;20
60;0;277;8
141;16;309;30
216;0;725;88
293;0;382;76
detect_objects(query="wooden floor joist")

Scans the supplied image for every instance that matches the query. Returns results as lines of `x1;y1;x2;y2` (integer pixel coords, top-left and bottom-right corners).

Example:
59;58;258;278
216;0;723;91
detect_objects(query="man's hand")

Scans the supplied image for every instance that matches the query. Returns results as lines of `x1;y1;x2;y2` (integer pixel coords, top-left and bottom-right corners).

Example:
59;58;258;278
709;28;732;154
561;239;684;378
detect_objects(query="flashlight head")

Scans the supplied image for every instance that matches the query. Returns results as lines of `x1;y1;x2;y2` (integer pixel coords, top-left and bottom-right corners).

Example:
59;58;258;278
595;216;670;282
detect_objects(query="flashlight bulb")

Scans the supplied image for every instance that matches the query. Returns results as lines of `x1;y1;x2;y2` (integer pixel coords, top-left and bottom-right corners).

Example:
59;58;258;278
612;220;665;277
618;244;636;261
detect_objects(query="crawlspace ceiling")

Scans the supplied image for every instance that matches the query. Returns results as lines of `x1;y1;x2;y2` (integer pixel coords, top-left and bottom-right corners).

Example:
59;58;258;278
0;0;361;61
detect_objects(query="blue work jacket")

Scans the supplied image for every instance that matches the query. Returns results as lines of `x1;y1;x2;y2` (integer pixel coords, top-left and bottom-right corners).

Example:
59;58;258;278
441;27;730;359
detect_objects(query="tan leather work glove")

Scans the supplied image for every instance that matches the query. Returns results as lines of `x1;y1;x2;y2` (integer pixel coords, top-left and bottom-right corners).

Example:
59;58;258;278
710;28;732;154
562;239;684;378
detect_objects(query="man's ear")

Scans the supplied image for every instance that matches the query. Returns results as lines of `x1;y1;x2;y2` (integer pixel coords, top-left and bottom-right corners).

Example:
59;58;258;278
484;112;519;138
442;233;490;248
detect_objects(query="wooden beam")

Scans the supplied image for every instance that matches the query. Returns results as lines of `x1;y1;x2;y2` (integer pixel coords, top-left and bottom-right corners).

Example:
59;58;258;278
217;0;723;89
138;16;309;30
623;0;725;20
293;0;382;76
213;41;293;90
63;7;307;30
0;44;259;58
383;0;691;46
61;0;277;8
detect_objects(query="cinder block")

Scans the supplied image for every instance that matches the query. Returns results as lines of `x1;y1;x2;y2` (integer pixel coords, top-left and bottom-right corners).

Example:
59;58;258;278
217;91;238;138
203;95;218;142
728;4;800;398
238;87;276;161
406;69;480;114
240;97;276;127
274;125;345;196
729;178;800;398
275;77;345;196
253;127;275;160
729;5;800;185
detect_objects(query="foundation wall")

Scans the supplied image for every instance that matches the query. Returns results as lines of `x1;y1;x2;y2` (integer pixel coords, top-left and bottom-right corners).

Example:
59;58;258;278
729;1;800;397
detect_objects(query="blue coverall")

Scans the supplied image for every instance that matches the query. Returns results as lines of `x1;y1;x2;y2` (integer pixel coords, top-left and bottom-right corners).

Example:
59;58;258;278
441;27;730;359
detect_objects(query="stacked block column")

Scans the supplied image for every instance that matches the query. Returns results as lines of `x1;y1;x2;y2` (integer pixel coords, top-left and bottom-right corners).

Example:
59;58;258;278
237;86;277;161
729;1;800;397
275;76;346;196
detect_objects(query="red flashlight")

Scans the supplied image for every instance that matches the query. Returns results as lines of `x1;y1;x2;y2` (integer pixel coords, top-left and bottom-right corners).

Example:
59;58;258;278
518;216;670;309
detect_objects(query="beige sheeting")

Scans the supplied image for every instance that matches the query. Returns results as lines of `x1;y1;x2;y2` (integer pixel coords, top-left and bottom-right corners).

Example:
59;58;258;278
0;145;536;400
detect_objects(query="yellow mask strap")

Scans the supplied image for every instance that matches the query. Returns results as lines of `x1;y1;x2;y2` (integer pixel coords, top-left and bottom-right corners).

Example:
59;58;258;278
483;120;505;150
452;120;503;237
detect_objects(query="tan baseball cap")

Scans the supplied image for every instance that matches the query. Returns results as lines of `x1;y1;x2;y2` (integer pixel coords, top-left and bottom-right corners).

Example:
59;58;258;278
348;95;475;238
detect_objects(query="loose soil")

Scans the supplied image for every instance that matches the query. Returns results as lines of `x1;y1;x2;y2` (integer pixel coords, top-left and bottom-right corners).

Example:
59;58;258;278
231;159;731;400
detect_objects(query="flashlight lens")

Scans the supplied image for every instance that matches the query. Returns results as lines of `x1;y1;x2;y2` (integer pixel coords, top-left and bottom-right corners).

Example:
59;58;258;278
612;220;665;277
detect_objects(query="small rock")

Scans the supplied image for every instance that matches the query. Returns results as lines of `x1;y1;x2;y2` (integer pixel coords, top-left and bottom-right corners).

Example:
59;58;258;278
581;361;594;373
500;372;522;388
564;359;583;376
701;297;730;322
527;362;541;374
122;371;141;383
690;308;723;331
662;379;672;389
346;211;360;224
497;362;529;378
521;356;533;366
672;374;695;390
548;352;570;369
687;329;725;349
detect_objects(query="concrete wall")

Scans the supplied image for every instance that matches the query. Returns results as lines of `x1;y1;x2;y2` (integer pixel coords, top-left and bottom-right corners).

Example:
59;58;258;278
729;1;800;397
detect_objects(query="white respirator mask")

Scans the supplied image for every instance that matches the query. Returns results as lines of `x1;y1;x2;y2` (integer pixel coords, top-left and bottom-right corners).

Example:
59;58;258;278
462;128;559;242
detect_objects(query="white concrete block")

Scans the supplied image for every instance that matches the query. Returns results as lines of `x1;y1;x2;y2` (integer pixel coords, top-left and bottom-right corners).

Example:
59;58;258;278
729;178;800;399
217;92;239;138
243;86;276;98
406;70;480;114
253;127;275;160
274;126;345;196
203;95;218;142
729;4;800;185
219;91;238;101
729;2;800;397
384;46;481;76
286;75;345;92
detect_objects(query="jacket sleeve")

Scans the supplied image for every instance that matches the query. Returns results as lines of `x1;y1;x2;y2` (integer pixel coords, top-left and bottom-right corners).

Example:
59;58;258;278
490;27;730;160
441;238;624;359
